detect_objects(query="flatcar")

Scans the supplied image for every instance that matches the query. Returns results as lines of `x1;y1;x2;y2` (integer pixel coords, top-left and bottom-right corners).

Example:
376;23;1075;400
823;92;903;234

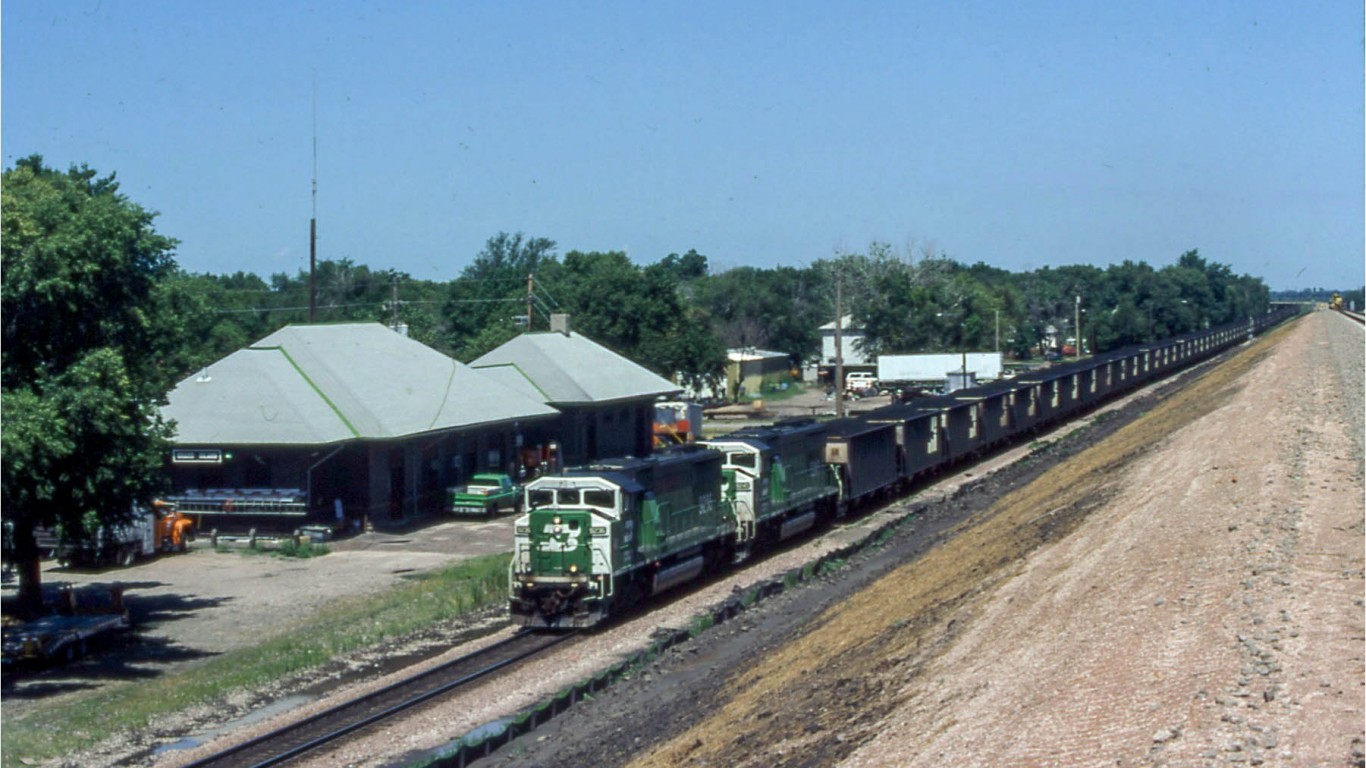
510;306;1299;628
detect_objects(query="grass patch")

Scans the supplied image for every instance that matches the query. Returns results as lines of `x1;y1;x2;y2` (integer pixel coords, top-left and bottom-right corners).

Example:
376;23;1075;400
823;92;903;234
690;614;715;637
741;377;810;404
870;523;900;548
1;552;512;768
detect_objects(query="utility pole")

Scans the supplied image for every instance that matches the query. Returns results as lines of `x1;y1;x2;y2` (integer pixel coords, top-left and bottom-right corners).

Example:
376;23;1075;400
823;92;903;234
938;310;968;392
834;273;845;419
956;316;966;389
526;273;535;331
390;274;400;329
994;309;1000;355
960;328;967;385
1075;295;1082;360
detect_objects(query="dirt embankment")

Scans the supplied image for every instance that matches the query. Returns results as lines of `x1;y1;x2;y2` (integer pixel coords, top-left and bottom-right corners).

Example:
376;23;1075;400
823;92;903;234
490;311;1364;768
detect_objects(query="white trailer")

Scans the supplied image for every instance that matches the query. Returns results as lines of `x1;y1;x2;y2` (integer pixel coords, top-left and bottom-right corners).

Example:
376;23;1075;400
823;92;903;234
877;352;1004;384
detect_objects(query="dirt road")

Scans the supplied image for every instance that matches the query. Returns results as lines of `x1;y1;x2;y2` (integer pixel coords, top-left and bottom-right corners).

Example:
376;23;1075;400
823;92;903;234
496;311;1363;768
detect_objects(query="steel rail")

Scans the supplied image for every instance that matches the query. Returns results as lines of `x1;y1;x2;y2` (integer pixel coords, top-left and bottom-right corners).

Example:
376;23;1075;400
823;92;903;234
181;629;578;768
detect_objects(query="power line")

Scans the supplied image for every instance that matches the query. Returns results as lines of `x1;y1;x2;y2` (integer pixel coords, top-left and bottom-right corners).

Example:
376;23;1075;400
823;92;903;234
209;297;519;315
531;276;563;309
213;302;375;315
179;274;529;295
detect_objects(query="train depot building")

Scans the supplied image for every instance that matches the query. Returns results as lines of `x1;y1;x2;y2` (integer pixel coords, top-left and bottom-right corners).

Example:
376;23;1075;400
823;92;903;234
470;315;678;464
161;320;678;535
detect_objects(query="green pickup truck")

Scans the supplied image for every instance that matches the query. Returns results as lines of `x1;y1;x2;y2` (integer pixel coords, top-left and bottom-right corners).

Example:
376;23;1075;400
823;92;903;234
449;474;523;516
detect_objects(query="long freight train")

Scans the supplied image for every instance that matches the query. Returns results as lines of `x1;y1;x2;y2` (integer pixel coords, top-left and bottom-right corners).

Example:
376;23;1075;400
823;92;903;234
510;307;1296;627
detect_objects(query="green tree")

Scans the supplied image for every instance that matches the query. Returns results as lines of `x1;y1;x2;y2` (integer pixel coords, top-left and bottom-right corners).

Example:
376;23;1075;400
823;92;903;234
1;156;195;615
537;251;726;387
445;232;556;359
695;264;830;360
658;249;710;283
550;250;677;360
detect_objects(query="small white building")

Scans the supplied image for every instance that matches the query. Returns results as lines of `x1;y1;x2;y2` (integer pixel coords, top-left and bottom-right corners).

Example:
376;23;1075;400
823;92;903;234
820;316;870;366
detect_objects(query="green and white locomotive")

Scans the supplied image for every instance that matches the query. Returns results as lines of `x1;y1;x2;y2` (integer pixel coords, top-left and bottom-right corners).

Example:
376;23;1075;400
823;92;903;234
509;420;840;628
509;446;735;628
698;420;840;560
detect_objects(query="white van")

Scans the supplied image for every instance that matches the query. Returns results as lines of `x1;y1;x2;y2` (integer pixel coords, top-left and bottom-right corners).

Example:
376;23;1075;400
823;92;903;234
845;371;878;392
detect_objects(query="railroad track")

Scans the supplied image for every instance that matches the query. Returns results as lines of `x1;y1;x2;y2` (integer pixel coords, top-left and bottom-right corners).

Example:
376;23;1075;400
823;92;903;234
182;629;579;768
1338;309;1364;325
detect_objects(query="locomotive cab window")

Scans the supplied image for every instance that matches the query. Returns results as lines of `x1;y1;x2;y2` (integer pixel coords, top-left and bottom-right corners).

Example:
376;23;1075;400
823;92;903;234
583;489;616;511
729;452;758;469
528;488;556;508
558;488;581;506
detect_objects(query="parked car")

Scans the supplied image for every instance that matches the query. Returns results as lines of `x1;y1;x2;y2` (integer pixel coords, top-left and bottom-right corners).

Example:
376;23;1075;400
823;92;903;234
844;371;877;390
450;474;523;516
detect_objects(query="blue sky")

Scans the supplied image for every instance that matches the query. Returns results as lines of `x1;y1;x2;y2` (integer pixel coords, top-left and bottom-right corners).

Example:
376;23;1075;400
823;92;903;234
4;1;1362;290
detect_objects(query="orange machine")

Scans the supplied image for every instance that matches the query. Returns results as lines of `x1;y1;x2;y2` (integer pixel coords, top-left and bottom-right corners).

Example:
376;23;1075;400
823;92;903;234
653;401;703;448
152;500;194;552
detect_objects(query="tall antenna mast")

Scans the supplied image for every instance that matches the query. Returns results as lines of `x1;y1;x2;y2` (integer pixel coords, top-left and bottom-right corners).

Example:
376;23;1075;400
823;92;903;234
308;74;318;323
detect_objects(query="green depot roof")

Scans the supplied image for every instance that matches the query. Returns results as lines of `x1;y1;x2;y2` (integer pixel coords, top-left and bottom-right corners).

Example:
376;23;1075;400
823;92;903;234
163;323;558;446
471;331;680;406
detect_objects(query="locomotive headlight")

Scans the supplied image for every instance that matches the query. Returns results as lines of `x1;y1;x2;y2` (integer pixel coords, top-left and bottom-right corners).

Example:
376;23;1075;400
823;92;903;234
569;564;578;573
553;516;561;525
